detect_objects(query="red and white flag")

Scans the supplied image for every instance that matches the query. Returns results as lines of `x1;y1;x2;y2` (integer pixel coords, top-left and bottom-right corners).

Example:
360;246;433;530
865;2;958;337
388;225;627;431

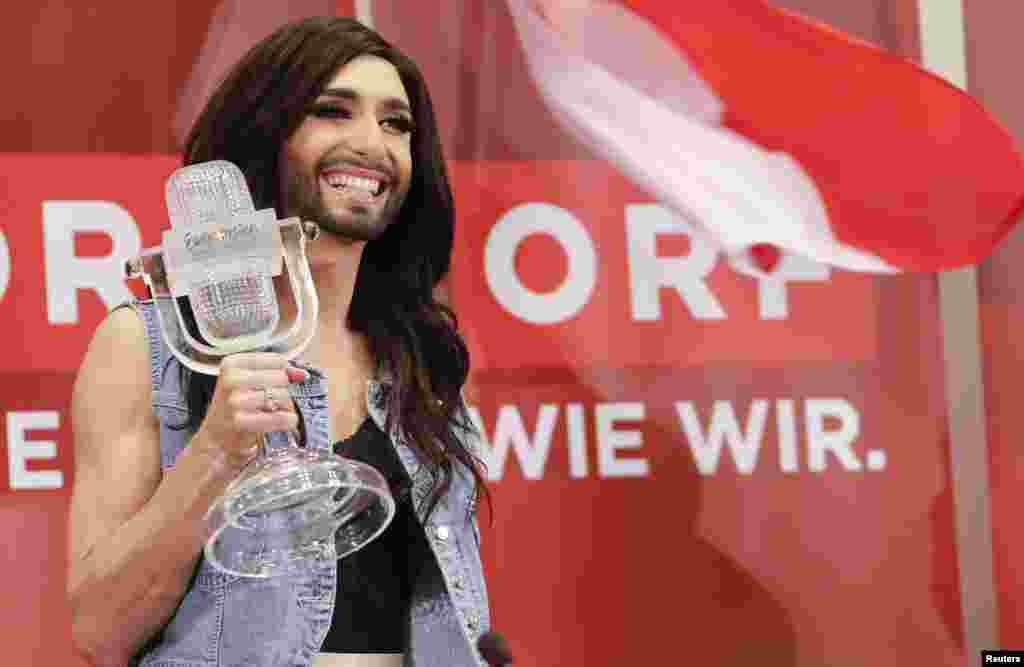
507;0;1024;273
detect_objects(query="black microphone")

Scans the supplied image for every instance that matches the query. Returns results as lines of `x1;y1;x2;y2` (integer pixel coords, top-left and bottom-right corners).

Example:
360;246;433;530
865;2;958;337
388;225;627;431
477;630;514;666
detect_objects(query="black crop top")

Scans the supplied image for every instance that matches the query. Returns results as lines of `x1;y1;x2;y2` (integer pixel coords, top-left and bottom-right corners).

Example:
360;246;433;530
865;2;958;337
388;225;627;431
319;417;432;654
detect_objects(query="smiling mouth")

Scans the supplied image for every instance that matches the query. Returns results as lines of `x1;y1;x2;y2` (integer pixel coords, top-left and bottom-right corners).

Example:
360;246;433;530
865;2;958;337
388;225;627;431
321;171;389;201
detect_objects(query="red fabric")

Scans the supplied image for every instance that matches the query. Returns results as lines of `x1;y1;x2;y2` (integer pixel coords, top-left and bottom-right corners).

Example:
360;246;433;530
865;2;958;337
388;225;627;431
618;0;1024;271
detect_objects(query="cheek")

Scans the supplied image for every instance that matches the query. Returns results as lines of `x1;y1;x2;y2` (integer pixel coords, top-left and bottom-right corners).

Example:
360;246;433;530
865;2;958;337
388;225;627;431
282;123;321;168
282;141;312;172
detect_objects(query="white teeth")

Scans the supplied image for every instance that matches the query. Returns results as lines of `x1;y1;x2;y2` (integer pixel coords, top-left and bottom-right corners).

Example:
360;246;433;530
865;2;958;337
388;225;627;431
324;173;384;194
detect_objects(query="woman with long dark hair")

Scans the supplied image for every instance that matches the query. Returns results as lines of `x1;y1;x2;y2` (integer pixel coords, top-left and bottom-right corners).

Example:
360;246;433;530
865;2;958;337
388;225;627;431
67;17;489;667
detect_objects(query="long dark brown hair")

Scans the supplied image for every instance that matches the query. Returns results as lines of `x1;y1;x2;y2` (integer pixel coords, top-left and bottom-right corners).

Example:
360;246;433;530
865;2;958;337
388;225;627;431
178;16;485;516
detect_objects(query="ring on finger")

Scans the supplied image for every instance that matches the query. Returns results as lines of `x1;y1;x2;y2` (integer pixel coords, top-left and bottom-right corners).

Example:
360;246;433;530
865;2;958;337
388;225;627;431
243;439;261;461
262;386;281;413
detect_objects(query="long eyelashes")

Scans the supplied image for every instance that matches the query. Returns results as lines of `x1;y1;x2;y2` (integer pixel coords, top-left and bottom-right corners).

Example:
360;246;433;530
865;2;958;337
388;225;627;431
310;105;351;120
310;105;414;136
383;117;416;135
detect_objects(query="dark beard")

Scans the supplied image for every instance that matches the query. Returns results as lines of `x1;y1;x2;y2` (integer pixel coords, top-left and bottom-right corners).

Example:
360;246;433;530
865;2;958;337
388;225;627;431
280;169;403;241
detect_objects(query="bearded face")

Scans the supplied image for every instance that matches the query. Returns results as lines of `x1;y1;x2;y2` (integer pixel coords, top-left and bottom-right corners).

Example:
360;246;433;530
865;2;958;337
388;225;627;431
278;54;414;242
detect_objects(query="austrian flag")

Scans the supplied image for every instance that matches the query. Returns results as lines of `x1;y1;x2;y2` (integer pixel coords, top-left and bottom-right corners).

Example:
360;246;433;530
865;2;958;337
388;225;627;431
507;0;1024;273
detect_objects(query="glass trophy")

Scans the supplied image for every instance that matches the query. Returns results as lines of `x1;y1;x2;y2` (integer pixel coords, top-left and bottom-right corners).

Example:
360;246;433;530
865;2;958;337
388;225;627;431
125;161;395;577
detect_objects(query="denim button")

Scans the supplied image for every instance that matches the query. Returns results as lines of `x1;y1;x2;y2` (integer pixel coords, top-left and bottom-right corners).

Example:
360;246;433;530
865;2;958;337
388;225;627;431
435;525;450;542
465;609;480;632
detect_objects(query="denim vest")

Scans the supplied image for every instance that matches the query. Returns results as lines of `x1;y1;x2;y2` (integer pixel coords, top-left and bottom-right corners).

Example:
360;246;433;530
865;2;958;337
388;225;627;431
128;300;490;667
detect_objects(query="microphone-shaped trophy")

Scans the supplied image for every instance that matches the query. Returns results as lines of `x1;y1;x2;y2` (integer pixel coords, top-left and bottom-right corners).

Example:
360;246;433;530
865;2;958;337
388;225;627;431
126;160;395;577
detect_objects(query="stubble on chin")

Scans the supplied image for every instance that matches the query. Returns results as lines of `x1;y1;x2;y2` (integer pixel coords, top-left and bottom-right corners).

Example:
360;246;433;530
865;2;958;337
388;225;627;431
280;169;402;243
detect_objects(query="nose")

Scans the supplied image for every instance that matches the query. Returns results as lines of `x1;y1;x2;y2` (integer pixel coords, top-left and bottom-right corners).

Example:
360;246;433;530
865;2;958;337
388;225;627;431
344;113;387;158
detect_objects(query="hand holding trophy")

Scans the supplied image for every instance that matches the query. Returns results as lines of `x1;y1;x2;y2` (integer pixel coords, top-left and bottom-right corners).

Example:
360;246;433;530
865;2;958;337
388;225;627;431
125;160;395;578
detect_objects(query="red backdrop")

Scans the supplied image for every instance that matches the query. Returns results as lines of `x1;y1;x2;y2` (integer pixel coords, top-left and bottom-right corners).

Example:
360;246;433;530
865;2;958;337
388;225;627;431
0;1;1018;665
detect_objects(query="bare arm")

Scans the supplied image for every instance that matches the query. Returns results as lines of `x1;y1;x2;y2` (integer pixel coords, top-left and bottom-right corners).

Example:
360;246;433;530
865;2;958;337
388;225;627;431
67;307;304;666
67;308;236;664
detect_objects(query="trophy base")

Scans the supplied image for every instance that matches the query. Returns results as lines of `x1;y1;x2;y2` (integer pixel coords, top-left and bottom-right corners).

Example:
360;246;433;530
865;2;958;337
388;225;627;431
204;448;395;578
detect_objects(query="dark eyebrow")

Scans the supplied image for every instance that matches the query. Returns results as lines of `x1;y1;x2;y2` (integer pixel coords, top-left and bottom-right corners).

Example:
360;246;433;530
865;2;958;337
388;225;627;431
318;86;412;115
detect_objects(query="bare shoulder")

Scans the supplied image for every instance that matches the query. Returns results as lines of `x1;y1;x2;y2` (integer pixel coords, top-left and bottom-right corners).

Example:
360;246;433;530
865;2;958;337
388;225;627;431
80;305;149;372
72;306;154;434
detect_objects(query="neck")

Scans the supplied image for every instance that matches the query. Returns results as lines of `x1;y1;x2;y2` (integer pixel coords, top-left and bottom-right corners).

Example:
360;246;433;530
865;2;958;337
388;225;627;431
304;232;368;366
